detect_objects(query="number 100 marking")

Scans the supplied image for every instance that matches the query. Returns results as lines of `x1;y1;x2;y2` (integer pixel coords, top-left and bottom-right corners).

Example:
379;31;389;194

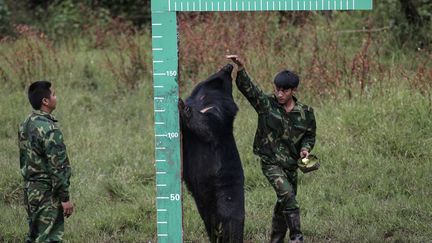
167;132;179;139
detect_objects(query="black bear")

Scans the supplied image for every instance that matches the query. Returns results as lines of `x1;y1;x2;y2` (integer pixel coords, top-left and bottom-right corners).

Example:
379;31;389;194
179;64;245;242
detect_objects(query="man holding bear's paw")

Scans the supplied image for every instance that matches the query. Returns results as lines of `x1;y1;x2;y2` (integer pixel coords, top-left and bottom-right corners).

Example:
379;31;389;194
227;55;316;243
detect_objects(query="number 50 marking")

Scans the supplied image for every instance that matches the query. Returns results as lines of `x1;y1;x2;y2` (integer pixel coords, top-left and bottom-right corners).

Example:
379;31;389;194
170;194;180;201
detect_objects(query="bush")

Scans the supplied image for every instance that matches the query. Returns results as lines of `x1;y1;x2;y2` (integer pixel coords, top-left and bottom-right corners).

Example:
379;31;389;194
0;0;11;37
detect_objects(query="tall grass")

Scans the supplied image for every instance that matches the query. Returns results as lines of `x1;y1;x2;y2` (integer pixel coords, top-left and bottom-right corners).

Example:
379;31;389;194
1;11;431;242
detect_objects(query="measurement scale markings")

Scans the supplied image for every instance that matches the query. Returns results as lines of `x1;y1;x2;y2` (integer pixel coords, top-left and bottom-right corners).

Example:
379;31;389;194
157;209;167;212
163;0;369;13
157;184;167;187
156;171;167;174
152;23;162;26
155;109;166;112
157;221;168;224
158;234;168;237
155;159;166;162
157;196;169;200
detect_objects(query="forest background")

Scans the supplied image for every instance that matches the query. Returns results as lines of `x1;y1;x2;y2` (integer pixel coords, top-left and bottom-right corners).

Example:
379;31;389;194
0;0;431;242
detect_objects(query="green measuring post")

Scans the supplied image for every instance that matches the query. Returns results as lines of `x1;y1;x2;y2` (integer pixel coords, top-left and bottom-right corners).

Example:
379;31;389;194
151;1;182;242
151;0;372;242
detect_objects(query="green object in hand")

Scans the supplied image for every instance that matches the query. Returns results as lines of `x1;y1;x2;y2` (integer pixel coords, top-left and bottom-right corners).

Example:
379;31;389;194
298;154;320;173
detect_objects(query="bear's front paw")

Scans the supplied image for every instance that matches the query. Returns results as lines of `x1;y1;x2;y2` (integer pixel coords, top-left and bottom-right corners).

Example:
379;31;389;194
178;98;185;110
184;105;192;119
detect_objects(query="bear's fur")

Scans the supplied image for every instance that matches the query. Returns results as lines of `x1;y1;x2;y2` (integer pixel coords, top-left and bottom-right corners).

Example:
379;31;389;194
179;64;245;242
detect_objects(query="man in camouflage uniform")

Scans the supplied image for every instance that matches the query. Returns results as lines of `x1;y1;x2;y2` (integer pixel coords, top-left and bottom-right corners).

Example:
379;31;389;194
18;81;73;242
227;55;316;243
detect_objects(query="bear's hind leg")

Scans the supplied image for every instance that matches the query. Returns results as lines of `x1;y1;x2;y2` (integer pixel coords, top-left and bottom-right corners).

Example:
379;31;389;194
215;184;245;243
192;193;218;241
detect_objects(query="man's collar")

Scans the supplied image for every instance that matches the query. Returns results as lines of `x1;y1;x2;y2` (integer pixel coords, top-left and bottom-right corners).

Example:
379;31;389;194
291;96;303;112
33;110;58;122
271;95;302;112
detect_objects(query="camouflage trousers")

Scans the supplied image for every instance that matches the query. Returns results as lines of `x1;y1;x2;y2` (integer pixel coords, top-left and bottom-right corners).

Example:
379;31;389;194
261;161;299;212
24;182;64;243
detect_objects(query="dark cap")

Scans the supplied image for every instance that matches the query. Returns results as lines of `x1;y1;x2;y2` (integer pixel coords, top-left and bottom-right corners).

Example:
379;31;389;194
273;70;299;89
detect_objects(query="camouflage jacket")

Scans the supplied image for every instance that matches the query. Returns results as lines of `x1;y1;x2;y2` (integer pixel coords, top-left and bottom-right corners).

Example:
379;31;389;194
236;69;316;170
18;110;71;202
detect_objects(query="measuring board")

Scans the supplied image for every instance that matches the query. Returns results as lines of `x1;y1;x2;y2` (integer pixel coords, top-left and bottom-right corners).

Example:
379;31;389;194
151;0;372;242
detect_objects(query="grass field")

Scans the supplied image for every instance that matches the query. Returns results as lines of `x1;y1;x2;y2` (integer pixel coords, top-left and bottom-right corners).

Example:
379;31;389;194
1;12;431;242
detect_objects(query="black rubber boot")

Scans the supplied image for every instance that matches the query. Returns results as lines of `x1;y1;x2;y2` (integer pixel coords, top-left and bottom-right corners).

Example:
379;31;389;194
284;209;303;243
270;212;287;243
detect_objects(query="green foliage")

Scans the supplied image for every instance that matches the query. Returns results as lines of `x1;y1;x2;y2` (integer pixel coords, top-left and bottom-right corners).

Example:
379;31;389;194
0;0;11;36
49;0;82;36
37;0;113;40
373;0;432;49
3;0;149;40
90;0;151;26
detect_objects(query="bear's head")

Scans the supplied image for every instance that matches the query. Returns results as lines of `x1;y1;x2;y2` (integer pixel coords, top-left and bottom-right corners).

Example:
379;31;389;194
183;64;238;132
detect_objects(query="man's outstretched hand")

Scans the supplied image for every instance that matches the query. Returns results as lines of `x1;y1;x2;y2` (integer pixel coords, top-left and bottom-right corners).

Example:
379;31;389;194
61;201;74;218
226;55;245;70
